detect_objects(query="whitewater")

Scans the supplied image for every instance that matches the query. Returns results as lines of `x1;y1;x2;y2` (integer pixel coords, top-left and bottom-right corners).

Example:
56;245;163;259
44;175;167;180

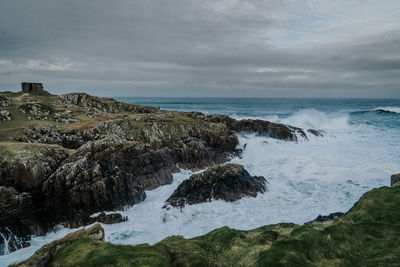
2;98;400;266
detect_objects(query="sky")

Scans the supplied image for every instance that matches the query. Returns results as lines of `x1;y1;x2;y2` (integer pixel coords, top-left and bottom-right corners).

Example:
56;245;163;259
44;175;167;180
0;0;399;98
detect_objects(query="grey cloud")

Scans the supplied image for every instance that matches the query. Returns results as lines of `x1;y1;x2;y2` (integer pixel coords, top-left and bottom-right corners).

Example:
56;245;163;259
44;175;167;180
0;0;399;97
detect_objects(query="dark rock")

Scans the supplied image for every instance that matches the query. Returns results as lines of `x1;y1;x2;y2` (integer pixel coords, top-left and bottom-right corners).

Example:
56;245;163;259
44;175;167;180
164;164;266;208
188;113;310;141
86;212;128;225
391;174;400;187
307;129;324;137
0;186;43;255
304;212;344;225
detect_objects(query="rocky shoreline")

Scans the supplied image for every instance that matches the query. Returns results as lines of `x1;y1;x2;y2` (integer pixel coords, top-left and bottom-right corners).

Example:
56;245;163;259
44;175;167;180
0;90;322;255
12;175;400;266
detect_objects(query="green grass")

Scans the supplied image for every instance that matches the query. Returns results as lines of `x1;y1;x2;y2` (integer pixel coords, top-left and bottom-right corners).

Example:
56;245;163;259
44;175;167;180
26;185;400;267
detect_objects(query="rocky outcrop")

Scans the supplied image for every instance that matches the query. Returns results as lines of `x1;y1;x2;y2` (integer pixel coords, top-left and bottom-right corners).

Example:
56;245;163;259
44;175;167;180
12;126;85;149
19;103;54;120
53;110;80;123
0;187;40;255
164;164;266;208
391;174;400;186
59;93;157;114
87;212;128;225
304;212;344;225
0;110;11;123
0;96;10;107
14;224;104;267
187;113;321;141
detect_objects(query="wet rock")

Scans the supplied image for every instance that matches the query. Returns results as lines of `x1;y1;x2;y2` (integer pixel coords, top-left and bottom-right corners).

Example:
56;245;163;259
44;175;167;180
188;113;310;141
86;212;128;225
304;212;344;225
391;174;400;187
0;187;43;255
307;129;324;137
164;164;266;208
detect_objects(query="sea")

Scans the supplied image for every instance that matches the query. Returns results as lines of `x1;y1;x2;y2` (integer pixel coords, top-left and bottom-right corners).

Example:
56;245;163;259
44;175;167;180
2;97;400;265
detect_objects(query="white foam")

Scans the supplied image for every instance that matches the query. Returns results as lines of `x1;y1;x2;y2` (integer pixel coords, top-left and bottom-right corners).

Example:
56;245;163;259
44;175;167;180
373;107;400;113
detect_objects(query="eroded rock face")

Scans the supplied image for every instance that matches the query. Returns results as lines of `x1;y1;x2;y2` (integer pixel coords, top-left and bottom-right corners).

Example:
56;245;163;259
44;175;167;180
0;187;42;255
164;164;267;208
187;113;322;141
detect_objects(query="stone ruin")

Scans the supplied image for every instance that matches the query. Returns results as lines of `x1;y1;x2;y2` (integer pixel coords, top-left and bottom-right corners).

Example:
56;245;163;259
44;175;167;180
21;82;44;93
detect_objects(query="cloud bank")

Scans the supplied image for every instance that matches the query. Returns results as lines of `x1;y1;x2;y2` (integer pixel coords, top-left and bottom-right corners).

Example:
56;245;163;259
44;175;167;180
0;0;399;97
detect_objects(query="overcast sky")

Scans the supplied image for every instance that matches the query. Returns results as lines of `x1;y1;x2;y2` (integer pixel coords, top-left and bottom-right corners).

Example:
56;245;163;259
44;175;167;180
0;0;399;98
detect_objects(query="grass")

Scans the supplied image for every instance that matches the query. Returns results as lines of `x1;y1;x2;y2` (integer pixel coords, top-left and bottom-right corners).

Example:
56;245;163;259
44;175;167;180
16;185;399;267
0;142;75;155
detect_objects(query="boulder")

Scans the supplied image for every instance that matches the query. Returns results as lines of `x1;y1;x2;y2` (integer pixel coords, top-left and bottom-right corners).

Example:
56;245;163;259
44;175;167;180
164;164;266;208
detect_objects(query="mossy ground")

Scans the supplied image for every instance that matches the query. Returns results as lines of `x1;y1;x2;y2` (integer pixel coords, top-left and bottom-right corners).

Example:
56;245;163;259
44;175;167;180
26;185;400;267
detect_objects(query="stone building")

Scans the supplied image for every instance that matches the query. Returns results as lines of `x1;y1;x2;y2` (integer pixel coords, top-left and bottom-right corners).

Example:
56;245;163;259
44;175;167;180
21;82;44;93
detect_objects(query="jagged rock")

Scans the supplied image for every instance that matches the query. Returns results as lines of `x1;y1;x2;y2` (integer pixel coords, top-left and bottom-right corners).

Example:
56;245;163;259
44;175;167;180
59;93;157;114
12;126;85;149
0;146;69;193
0;187;42;255
164;164;266;208
19;103;54;120
391;174;400;186
14;224;104;267
53;110;80;123
0;96;11;107
188;113;314;141
0;110;11;123
304;212;344;225
87;212;128;225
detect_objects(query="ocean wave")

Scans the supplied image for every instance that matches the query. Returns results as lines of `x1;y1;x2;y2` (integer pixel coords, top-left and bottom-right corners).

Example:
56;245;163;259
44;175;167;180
231;109;350;131
373;107;400;114
276;109;350;130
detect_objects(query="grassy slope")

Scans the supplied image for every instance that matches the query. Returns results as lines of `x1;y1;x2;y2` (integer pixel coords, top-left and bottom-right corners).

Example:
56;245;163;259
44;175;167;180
36;185;400;267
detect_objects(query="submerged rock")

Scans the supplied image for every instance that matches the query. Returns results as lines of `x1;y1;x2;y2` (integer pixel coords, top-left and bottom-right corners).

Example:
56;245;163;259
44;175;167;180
164;164;266;208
